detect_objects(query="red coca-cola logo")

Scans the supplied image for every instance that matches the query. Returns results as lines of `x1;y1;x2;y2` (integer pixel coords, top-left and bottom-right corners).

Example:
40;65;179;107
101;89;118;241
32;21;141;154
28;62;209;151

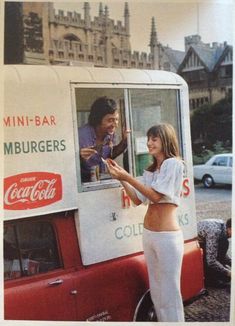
4;172;62;210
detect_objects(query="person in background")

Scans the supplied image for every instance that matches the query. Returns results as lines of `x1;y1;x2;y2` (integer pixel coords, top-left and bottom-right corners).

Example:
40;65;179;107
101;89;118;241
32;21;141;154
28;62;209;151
197;218;232;288
78;96;129;182
106;123;185;322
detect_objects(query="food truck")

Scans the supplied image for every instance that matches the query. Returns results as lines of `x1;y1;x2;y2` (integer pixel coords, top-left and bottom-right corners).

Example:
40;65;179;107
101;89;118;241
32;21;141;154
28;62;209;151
3;65;204;321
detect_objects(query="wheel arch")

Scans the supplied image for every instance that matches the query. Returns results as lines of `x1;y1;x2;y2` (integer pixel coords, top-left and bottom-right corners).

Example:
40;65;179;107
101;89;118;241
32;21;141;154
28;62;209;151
133;289;157;321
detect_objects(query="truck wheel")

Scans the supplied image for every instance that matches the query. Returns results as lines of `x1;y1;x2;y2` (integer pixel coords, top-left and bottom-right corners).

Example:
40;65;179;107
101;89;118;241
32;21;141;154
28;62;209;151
202;175;214;188
134;290;158;321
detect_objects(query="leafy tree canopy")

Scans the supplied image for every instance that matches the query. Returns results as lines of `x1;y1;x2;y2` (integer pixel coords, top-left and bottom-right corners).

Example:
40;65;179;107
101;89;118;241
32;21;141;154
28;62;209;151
190;95;232;154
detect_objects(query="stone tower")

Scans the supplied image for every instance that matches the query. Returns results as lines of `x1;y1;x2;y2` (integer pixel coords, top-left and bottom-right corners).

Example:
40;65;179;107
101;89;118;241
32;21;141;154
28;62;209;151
124;2;130;36
149;17;159;69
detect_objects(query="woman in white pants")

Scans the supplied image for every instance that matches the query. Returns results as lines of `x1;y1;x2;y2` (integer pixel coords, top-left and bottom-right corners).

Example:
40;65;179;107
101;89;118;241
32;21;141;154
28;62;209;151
106;123;185;322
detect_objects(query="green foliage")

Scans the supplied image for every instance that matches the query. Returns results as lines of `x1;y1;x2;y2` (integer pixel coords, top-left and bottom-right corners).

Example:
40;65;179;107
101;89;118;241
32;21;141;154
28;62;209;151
192;141;231;165
190;95;232;155
213;141;230;154
193;149;214;165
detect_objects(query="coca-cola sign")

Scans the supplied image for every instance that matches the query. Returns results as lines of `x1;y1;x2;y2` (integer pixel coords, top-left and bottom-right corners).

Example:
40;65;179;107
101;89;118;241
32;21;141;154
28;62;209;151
4;172;62;210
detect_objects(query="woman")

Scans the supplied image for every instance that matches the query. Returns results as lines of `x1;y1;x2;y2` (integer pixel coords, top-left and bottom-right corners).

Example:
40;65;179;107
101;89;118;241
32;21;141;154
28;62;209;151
106;123;185;322
78;96;129;182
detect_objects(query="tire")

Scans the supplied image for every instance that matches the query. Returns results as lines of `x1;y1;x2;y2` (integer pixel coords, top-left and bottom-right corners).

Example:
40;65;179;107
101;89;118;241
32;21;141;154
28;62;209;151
134;290;158;321
202;175;214;188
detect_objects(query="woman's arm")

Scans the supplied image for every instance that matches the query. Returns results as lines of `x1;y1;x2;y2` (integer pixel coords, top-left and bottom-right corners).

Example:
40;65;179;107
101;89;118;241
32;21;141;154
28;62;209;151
107;160;163;204
124;174;163;203
120;181;142;206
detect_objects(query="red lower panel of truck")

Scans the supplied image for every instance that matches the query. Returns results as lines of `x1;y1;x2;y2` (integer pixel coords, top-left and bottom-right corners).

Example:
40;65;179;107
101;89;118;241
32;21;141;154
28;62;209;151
4;214;204;321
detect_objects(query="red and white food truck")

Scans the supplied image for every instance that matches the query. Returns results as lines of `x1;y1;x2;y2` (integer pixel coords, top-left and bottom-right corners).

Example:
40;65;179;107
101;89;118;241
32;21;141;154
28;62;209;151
3;65;204;321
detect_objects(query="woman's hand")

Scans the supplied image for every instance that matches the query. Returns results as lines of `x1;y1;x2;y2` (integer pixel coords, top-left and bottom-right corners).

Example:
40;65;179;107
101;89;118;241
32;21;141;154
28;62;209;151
106;159;130;181
80;147;97;160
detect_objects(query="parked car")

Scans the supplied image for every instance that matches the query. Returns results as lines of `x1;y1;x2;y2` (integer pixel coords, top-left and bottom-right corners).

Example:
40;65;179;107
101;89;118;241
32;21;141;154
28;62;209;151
193;153;233;188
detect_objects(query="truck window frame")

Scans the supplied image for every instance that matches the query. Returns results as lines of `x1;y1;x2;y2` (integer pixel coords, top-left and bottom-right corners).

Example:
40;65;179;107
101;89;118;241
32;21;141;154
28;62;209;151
71;83;183;192
4;219;62;281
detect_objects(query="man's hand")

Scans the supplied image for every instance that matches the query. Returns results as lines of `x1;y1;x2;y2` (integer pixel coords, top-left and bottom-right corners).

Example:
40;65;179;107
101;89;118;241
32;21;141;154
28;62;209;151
80;147;97;160
122;128;131;140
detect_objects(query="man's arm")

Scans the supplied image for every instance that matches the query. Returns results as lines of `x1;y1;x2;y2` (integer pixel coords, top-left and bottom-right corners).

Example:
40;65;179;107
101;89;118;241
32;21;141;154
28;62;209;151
111;138;127;159
205;234;231;277
223;253;231;267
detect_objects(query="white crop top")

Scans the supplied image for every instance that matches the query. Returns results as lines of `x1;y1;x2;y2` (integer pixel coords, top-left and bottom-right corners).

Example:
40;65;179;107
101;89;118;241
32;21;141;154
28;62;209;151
134;157;184;206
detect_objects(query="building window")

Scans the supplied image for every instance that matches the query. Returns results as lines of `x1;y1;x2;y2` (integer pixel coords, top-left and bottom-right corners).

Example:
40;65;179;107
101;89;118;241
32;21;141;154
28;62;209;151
93;33;97;45
58;51;64;58
69;53;74;60
225;65;232;77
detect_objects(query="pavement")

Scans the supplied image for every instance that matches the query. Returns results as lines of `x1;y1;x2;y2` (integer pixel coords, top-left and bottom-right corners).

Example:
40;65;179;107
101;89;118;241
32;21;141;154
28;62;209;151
196;200;231;221
184;285;231;322
194;184;232;222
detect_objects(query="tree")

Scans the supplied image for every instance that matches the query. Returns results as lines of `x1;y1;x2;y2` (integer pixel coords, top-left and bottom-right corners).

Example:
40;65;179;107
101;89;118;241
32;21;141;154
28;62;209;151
190;95;232;153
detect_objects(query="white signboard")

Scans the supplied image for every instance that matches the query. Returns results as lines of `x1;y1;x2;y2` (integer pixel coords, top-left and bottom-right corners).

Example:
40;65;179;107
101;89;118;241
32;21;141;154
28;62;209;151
76;187;147;265
76;177;196;265
4;67;78;219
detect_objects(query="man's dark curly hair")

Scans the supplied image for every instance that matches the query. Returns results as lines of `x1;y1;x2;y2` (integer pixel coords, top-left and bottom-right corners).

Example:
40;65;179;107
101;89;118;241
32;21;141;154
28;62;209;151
88;96;117;128
226;218;231;229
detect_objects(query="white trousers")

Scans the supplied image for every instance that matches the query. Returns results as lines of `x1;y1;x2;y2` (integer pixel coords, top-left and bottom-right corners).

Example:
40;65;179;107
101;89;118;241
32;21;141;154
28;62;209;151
143;228;185;322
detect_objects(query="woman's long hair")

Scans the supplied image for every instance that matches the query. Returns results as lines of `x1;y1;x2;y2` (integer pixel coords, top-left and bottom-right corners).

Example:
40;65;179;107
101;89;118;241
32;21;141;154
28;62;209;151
146;123;181;172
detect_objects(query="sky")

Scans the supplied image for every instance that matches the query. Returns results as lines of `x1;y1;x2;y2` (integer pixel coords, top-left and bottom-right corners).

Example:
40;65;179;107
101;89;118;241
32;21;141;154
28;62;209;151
54;0;233;53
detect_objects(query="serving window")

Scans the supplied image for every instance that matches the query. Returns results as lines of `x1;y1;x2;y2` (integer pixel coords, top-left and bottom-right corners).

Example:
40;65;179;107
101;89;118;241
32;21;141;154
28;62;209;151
129;89;181;176
74;87;181;191
75;88;129;191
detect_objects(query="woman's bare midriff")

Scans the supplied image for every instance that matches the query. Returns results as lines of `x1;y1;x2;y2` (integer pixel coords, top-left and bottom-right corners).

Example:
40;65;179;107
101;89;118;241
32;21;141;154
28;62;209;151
144;203;180;232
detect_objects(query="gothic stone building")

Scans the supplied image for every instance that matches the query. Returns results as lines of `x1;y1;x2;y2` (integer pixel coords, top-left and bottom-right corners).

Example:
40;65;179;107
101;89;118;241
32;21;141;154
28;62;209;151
178;35;233;110
4;1;184;72
4;2;232;107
